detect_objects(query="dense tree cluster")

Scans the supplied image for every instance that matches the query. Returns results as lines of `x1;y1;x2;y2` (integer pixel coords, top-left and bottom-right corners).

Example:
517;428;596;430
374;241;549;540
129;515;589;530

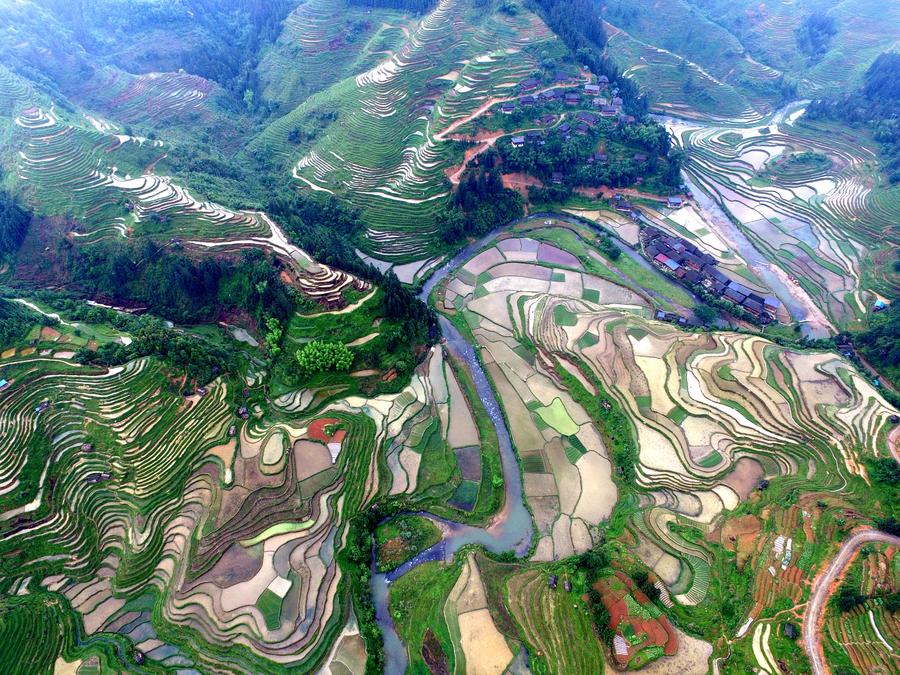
74;317;234;385
806;52;900;183
268;193;438;346
0;189;30;259
438;151;524;244
496;121;681;191
795;12;837;61
845;302;900;387
62;242;294;325
0;298;41;347
867;457;900;485
295;340;354;374
267;193;372;279
8;296;235;383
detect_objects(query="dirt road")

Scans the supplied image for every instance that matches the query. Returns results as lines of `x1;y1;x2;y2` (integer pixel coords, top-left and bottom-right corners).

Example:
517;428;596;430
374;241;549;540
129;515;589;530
803;529;900;674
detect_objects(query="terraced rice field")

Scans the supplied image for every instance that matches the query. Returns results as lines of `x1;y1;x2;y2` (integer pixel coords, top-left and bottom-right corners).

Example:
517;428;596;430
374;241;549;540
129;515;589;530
822;542;900;673
668;104;900;329
506;568;605;674
264;0;558;260
0;77;366;307
76;67;214;127
445;236;636;560
700;0;900;97
0;331;473;670
606;0;899;104
258;0;410;111
605;21;766;124
444;229;896;604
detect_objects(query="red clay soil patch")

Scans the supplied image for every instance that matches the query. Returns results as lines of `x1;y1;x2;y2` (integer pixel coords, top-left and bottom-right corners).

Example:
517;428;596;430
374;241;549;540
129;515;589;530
721;514;763;562
502;172;544;197
40;326;61;342
307;418;340;443
592;571;677;668
659;616;678;656
444;133;503;185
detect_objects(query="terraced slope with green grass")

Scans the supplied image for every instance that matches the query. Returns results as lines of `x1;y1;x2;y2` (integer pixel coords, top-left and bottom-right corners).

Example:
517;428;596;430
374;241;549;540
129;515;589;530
604;0;900;113
258;0;411;112
253;0;559;262
603;18;774;122
0;73;367;307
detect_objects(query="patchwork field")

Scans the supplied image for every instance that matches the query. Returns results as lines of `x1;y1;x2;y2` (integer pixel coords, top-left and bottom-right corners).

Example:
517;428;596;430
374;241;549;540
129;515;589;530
0;307;498;672
441;225;896;608
443;235;634;560
1;1;898;673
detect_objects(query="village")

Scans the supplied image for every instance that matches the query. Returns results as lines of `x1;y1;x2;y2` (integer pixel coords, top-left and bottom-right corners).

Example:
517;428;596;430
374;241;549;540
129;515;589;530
640;223;782;323
503;72;634;151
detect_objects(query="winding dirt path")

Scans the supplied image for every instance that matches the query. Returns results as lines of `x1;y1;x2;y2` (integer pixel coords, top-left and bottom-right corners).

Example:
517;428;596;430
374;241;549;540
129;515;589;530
803;529;900;675
433;75;590;142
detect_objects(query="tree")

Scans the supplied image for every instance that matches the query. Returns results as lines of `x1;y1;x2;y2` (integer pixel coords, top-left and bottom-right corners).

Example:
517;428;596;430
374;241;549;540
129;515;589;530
867;457;900;484
694;304;719;325
795;12;837;61
0;189;30;257
264;317;283;358
295;340;354;374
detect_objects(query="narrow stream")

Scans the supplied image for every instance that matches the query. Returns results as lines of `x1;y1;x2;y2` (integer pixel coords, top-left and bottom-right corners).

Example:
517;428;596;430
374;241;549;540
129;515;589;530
371;222;539;673
370;208;713;670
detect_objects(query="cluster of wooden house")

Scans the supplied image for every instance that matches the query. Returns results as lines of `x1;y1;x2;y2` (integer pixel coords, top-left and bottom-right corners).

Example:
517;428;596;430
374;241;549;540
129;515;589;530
611;194;643;222
642;225;782;321
547;573;573;592
500;74;629;121
509;109;608;149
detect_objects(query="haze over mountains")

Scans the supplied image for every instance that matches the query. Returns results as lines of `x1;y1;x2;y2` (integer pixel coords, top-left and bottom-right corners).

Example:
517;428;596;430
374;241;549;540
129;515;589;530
0;1;898;673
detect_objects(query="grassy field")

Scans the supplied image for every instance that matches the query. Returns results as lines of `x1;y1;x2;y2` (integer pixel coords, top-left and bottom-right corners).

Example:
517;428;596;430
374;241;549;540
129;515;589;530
376;514;442;572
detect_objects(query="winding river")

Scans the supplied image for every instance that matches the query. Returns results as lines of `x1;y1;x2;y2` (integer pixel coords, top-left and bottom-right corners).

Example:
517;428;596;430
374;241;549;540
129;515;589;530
370;210;710;671
369;185;821;669
371;222;541;673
